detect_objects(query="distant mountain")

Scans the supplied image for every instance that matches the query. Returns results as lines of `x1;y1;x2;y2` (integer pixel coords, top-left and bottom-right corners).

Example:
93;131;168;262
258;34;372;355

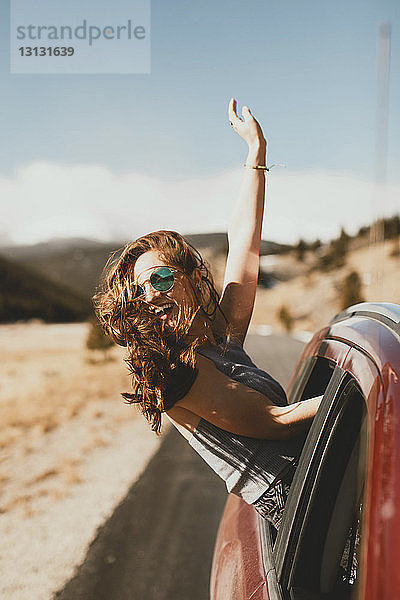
0;254;91;323
1;234;292;301
184;233;291;256
0;237;113;257
184;232;228;253
1;240;122;300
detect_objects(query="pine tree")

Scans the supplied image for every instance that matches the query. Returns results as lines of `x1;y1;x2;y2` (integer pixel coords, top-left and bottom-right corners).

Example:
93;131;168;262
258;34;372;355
296;239;307;262
341;271;365;310
278;304;294;332
86;316;114;360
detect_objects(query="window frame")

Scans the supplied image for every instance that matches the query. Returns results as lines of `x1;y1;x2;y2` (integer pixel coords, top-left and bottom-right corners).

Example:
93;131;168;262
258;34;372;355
260;363;369;600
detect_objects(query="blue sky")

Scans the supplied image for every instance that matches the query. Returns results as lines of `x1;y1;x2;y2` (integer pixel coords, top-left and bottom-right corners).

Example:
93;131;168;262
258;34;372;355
1;0;399;244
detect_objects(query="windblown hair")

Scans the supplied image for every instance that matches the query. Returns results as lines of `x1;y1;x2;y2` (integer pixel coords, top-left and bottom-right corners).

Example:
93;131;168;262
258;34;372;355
94;230;230;434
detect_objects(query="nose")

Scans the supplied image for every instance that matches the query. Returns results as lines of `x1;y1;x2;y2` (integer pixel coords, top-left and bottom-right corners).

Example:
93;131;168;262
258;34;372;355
143;281;162;303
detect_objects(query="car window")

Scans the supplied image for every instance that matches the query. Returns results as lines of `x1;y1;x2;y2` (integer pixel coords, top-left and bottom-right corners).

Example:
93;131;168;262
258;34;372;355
274;375;368;600
263;356;337;552
287;356;336;405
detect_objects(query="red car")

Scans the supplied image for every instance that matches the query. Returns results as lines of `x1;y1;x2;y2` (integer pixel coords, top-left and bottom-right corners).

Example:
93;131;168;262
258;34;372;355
210;302;400;600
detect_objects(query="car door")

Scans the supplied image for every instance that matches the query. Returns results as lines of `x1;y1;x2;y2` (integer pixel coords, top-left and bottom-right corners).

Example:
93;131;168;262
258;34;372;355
260;357;371;600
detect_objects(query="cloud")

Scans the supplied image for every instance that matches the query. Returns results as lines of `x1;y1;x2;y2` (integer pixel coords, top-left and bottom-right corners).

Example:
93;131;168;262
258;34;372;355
1;161;399;245
265;169;399;242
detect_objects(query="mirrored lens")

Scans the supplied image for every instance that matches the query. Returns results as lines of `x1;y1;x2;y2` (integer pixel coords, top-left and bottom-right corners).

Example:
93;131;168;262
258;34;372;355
150;267;175;292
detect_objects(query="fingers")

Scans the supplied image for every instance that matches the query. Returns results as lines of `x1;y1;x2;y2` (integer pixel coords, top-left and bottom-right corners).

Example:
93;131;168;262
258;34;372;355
228;98;255;128
228;97;241;127
228;99;265;145
228;97;237;122
242;105;254;121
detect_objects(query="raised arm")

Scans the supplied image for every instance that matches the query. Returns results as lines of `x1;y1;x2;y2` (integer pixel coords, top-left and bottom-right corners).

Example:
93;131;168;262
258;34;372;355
215;98;267;345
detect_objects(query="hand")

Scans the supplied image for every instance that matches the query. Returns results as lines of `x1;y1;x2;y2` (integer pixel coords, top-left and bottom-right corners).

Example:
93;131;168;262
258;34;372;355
228;98;266;149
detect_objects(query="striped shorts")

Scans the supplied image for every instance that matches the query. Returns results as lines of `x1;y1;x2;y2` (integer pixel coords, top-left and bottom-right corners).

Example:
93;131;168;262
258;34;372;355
252;462;297;529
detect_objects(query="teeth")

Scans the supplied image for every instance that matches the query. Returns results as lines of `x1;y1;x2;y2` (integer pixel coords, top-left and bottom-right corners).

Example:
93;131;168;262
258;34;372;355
152;303;174;314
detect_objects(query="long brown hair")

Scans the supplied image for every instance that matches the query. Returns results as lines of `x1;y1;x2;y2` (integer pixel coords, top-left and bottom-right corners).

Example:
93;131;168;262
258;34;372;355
94;230;230;433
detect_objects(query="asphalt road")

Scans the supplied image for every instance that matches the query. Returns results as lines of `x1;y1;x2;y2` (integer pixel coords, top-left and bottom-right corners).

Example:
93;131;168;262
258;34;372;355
55;334;304;600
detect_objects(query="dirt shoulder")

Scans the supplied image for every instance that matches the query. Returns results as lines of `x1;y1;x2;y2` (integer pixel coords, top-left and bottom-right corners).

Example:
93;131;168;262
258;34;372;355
0;322;163;600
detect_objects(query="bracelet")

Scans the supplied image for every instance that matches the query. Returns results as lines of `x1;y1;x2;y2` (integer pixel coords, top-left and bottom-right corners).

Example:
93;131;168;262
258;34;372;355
244;164;269;171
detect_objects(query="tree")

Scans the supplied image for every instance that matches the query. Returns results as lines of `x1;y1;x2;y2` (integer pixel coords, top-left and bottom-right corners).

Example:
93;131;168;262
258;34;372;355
339;227;350;243
309;238;321;252
278;304;294;332
357;224;370;238
341;271;365;310
318;234;348;271
384;215;400;240
86;316;114;361
295;239;307;262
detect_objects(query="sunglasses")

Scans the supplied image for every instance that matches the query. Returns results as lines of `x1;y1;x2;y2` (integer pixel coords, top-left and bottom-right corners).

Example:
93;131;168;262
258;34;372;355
134;266;178;298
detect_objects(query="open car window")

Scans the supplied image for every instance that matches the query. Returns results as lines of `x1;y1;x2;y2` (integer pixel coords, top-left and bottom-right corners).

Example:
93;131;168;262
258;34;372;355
287;355;336;404
261;366;368;600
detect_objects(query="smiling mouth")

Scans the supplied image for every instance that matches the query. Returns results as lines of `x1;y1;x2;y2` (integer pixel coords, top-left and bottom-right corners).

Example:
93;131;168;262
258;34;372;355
149;303;175;319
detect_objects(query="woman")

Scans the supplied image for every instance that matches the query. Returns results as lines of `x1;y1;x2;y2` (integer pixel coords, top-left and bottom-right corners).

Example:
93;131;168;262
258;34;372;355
95;98;322;529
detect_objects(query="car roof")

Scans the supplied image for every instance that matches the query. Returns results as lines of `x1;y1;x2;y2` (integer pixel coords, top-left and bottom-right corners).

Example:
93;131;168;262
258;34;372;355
331;302;400;334
306;302;400;375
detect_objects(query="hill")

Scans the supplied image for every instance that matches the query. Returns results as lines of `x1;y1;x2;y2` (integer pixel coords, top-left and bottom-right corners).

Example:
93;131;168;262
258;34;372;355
0;254;91;323
184;232;290;255
252;235;400;334
2;221;398;330
1;239;122;299
0;234;290;300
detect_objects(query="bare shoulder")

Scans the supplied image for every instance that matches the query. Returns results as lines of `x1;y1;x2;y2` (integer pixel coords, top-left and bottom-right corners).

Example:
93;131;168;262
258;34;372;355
191;353;238;392
165;354;225;438
174;352;246;415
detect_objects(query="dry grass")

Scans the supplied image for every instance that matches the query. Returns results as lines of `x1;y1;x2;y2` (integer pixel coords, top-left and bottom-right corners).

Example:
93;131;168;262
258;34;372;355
0;323;164;600
0;322;132;449
251;239;400;333
0;322;140;516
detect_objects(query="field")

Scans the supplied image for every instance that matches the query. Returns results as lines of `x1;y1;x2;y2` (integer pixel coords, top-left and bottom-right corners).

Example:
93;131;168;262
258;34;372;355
0;322;161;599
